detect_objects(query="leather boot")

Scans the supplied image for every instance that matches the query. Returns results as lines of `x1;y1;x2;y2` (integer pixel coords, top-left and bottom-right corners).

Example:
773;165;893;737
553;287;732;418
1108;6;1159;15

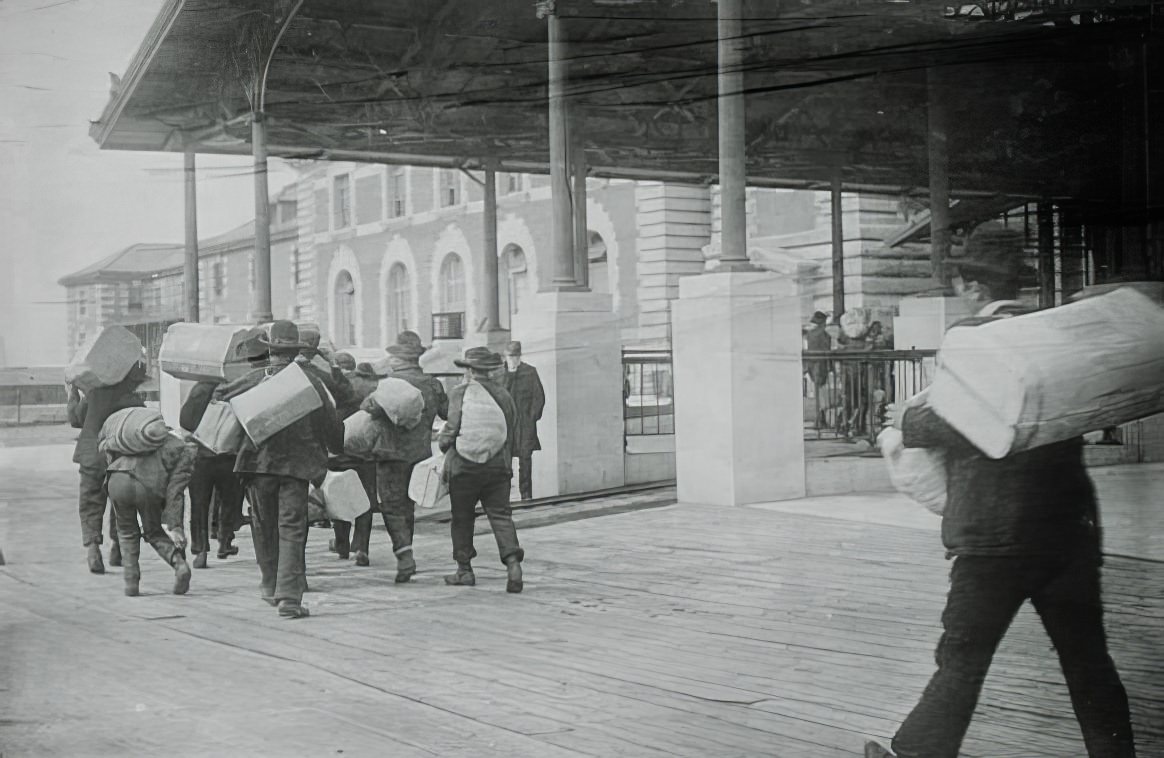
87;543;105;574
172;553;192;595
108;540;122;568
121;538;141;596
216;537;238;559
355;550;369;567
505;557;523;594
277;599;309;619
192;550;208;569
394;548;416;583
444;562;475;586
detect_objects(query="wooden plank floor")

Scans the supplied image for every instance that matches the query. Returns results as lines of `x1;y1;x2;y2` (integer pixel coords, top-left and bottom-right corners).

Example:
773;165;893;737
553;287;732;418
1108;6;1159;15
1;444;1161;758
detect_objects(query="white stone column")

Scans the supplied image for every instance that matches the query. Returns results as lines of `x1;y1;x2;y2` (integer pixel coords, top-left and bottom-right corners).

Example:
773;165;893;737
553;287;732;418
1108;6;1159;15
511;291;625;498
672;273;806;505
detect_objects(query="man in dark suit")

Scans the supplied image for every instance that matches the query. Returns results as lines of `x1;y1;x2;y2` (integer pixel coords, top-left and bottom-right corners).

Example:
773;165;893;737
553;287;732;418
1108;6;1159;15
501;341;544;500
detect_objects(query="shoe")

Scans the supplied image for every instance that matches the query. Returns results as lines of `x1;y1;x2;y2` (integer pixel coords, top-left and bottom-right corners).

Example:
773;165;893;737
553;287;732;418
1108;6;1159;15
355;551;369;567
87;544;105;574
193;551;208;569
108;541;122;568
124;580;140;597
216;540;239;559
395;551;416;583
172;556;192;595
261;594;277;607
506;559;523;594
277;600;310;619
444;569;476;586
864;741;896;758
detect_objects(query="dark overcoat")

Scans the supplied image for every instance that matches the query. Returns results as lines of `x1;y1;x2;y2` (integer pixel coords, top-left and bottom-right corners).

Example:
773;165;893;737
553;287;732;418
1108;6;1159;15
502;362;545;456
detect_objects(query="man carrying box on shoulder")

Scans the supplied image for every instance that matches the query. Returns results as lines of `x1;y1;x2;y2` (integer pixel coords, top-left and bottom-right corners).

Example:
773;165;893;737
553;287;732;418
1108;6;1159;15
215;321;344;619
866;224;1135;758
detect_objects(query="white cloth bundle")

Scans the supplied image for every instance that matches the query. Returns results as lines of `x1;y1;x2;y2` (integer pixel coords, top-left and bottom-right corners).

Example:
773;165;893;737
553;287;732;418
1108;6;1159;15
317;469;370;522
370;377;425;429
408;454;450;510
455;381;507;463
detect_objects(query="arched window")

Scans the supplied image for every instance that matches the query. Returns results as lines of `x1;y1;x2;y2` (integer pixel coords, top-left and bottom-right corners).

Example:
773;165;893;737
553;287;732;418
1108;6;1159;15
386;263;411;337
439;253;465;313
499;244;528;329
588;230;610;295
334;270;356;347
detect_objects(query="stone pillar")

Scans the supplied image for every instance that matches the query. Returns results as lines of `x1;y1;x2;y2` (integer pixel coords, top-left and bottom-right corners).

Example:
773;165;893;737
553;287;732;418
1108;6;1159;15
252;114;273;322
635;183;711;345
183;150;199;323
512;291;624;498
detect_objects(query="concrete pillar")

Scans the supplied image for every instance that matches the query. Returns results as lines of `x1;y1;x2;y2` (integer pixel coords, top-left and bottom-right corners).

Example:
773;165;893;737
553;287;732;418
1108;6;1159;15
546;9;576;289
830;174;845;321
252;114;273;322
512;291;624;498
716;0;751;269
183;150;199;324
927;68;951;284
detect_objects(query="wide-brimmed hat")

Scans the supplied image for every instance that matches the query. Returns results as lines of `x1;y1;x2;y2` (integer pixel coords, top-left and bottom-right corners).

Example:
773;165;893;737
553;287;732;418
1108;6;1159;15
454;346;503;371
386;330;427;360
950;223;1026;280
334;352;356;372
809;311;828;325
258;320;307;349
504;340;522;357
353;361;387;379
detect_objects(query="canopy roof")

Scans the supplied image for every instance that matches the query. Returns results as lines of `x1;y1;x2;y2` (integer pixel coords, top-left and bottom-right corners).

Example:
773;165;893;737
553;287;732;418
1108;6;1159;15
91;0;1161;206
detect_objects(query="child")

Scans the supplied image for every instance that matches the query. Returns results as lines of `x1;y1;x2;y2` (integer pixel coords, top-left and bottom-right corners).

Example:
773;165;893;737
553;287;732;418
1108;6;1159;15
99;410;198;597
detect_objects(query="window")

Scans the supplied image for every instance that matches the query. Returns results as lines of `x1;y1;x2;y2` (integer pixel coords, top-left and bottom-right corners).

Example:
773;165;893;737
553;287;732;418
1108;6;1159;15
439;169;459;207
77;289;87;317
386;263;411;338
212;259;225;298
128;281;144;312
389;168;406;218
334;270;356;346
623;352;675;436
439;253;466;314
333;173;352;228
506;173;523;194
499;244;527;329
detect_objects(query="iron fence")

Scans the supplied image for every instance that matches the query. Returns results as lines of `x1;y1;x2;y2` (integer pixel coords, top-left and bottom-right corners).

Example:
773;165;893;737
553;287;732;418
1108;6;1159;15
803;349;938;445
622;349;674;437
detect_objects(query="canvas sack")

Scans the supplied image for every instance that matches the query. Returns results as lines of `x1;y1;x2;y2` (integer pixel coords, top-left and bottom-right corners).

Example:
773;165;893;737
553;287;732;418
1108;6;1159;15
455;381;508;463
370;377;425;429
229;362;323;446
928;288;1164;459
408;454;450;510
317;469;371;522
65;326;143;391
192;400;245;455
878;427;947;516
343;410;382;458
98;407;169;456
159;323;262;383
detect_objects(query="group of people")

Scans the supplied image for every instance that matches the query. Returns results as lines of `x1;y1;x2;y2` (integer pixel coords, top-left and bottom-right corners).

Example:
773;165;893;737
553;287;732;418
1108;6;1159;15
67;322;546;619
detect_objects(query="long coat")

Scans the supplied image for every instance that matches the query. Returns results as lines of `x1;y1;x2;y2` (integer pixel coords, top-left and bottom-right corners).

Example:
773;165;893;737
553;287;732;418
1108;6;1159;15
503;362;545;456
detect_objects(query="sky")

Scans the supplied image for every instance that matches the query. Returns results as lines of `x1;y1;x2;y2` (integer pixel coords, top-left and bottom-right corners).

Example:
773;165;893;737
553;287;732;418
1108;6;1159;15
0;0;296;367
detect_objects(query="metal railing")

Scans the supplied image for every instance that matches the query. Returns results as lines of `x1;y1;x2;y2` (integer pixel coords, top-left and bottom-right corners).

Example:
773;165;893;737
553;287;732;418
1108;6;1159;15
803;349;938;445
432;311;465;340
623;349;674;437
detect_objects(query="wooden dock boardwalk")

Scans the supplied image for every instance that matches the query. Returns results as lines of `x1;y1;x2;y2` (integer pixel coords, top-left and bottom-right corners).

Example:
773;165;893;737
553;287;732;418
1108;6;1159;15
1;442;1161;757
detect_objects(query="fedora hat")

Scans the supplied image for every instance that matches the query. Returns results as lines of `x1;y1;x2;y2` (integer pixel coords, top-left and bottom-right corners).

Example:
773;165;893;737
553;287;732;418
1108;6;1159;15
386;330;427;359
258;320;307;349
809;311;828;326
504;340;522;357
950;223;1026;279
454;346;503;371
353;361;387;380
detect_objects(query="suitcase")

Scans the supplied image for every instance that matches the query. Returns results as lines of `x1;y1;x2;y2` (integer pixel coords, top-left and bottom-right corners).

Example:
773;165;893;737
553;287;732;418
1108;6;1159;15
159;323;264;383
229;363;323;446
65;326;144;391
192;400;245;455
928;288;1164;459
318;469;371;522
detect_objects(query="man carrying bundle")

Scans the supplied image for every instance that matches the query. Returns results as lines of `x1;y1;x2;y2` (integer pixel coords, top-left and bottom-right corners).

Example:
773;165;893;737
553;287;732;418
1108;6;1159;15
438;347;524;593
866;223;1135;758
67;361;148;574
360;331;448;582
215;321;344;619
329;360;386;565
99;409;197;597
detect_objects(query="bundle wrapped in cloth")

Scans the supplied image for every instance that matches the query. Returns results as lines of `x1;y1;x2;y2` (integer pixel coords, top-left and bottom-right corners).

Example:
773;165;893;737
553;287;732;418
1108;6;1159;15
316;469;370;522
455;381;508;463
927;287;1164;459
192;400;245;455
408;453;450;510
342;410;382;458
877;389;946;515
229;363;323;446
370;377;425;429
98;407;171;457
159;323;263;383
65;326;144;391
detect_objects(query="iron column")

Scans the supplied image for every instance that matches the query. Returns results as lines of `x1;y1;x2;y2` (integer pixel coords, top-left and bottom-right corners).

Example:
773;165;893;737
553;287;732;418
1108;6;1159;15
252;114;273;322
546;5;576;288
927;68;951;285
831;174;845;321
183;149;199;323
717;0;750;269
483;168;501;330
572;138;590;289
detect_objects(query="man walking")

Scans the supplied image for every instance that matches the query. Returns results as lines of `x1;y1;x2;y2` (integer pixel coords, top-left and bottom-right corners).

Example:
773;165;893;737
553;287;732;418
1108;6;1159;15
330;360;385;565
360;331;448;582
215;321;343;619
502;341;544;501
67;361;147;574
866;223;1136;758
439;347;524;593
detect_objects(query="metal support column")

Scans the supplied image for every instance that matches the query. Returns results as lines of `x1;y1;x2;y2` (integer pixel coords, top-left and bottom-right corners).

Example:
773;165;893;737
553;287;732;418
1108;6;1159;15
482;168;501;330
1059;205;1086;298
252;114;273;322
545;4;576;288
830;174;845;321
927;68;951;284
183;150;200;323
1037;202;1056;308
717;0;751;269
572;139;590;289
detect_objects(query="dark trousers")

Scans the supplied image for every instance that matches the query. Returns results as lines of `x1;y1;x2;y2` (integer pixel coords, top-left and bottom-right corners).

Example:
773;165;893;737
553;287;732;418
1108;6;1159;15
245;475;308;605
516;454;533;501
376;460;418;557
893;552;1135;758
188;454;244;554
78;463;117;546
107;473;180;569
332;464;378;555
448;469;524;567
